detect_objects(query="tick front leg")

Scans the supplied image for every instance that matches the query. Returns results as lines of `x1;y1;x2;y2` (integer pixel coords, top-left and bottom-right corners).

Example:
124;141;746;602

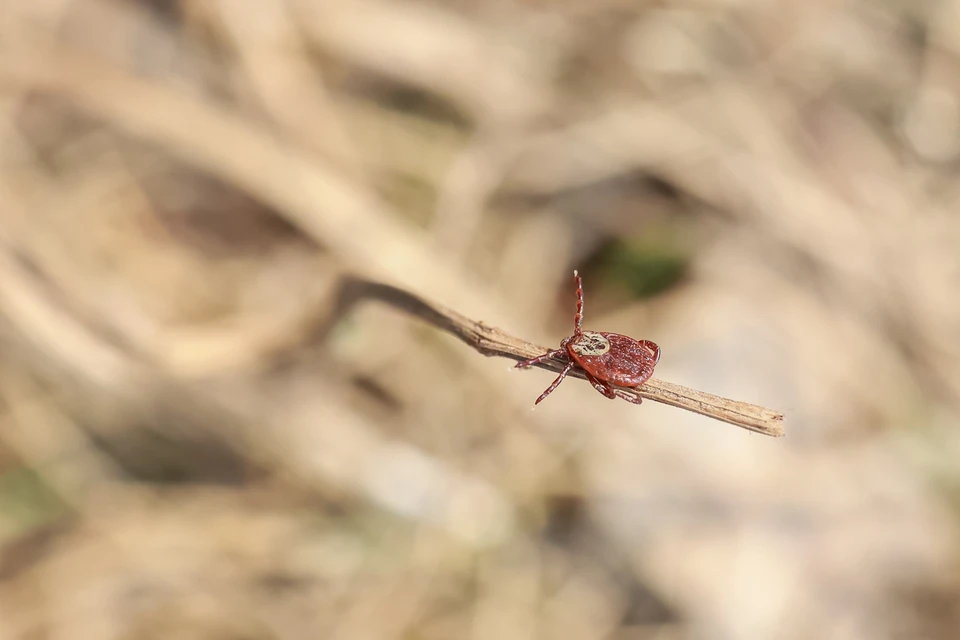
515;349;567;369
534;361;575;405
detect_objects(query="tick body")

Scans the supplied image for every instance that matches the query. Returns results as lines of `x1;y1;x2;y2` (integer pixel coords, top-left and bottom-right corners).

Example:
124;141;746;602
515;271;660;405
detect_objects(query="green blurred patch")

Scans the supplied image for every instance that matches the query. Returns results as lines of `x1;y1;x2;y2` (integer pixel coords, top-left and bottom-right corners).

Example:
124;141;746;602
0;466;67;541
380;173;436;228
600;238;690;299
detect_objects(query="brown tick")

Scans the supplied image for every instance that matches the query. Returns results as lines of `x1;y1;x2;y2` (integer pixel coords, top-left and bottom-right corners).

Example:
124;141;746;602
515;270;660;406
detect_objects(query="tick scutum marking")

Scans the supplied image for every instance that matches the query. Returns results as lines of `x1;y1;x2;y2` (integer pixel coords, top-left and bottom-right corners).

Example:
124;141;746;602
570;331;610;357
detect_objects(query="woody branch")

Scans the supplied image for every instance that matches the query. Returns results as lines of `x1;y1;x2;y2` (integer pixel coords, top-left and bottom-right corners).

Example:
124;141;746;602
331;276;785;438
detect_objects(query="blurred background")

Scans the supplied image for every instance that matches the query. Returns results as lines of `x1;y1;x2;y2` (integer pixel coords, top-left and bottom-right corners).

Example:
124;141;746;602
0;0;959;638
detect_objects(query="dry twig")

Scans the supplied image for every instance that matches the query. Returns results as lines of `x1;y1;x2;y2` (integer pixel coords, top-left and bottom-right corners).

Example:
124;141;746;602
333;276;785;437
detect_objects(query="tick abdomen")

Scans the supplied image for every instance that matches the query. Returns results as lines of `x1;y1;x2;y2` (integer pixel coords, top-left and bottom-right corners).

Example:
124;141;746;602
569;332;657;387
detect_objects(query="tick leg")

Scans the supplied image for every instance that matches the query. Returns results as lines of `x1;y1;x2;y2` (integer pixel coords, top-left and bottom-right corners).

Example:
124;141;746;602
613;389;644;405
584;372;617;400
585;372;645;405
534;361;575;405
639;340;660;364
515;349;567;369
573;270;584;339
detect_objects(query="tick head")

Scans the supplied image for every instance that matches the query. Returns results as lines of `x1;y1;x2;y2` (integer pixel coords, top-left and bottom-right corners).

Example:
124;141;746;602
569;331;611;357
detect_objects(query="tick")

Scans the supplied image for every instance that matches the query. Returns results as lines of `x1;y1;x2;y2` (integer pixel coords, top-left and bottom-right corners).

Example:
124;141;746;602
515;270;660;405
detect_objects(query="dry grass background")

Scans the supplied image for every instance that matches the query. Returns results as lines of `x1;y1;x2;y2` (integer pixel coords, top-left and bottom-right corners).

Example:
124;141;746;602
0;0;959;638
